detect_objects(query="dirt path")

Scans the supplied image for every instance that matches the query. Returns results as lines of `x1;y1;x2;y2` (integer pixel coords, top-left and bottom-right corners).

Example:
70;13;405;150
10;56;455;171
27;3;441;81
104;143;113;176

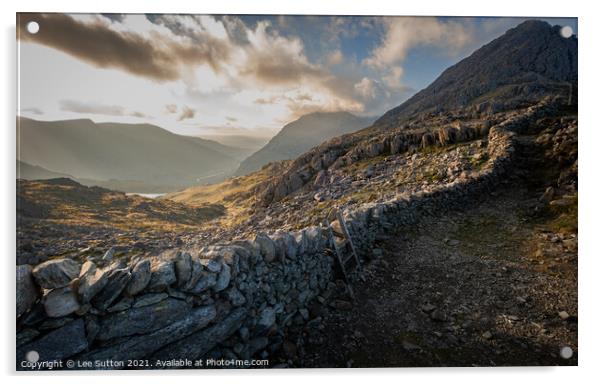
278;141;578;367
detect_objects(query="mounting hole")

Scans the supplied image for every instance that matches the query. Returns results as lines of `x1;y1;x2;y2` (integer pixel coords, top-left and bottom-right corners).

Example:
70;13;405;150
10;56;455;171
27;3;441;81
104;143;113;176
25;350;39;363
26;21;39;34
560;25;573;38
560;346;573;359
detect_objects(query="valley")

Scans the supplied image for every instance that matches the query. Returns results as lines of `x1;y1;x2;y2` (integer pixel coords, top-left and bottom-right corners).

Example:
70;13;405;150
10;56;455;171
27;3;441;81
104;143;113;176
16;19;577;369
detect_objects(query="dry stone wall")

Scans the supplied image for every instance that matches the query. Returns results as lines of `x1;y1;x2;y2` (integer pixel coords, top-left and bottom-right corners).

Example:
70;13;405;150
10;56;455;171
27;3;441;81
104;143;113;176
16;101;550;370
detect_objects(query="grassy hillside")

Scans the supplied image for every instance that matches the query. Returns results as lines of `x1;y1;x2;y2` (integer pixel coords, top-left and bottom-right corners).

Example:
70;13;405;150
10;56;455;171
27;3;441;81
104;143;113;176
17;117;241;190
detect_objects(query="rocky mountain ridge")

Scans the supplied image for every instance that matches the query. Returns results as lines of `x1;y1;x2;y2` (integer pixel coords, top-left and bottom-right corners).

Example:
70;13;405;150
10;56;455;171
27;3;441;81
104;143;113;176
235;112;374;176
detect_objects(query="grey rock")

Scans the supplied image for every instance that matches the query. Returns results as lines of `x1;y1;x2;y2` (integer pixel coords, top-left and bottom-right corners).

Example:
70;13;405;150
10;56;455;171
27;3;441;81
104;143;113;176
183;258;204;291
255;233;276;262
97;298;191;341
147;261;177;292
214;264;231;292
78;261;109;303
80;305;216;365
201;258;222;273
91;268;131;311
107;297;133;313
16;328;40;348
17;318;87;368
43;285;80;318
226;287;246;307
257;307;276;334
85;315;100;344
133;293;169;308
305;226;324;253
189;271;216;294
16;265;38;318
38;316;74;330
32;258;80;289
154;307;247;360
102;247;115;262
126;259;151;296
174;252;192;287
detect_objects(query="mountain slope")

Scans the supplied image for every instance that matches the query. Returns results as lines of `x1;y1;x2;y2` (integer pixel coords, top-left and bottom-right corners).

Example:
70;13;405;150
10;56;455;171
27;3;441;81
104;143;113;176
17;118;241;190
17;160;72;180
374;20;577;130
251;20;577;206
235;112;374;176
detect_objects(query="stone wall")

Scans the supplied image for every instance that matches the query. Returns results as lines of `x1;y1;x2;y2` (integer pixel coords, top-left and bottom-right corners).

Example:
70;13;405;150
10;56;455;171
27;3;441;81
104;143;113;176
16;101;550;370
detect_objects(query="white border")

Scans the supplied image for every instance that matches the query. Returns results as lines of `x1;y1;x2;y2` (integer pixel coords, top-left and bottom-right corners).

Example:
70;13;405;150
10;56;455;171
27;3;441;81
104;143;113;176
2;1;599;383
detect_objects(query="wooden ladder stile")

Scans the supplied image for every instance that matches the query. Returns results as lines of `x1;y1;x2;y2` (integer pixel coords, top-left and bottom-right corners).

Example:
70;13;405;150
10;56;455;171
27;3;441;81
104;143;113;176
324;208;362;299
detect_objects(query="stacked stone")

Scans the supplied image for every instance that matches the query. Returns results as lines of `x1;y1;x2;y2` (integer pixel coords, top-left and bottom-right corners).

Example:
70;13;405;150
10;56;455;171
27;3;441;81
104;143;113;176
16;103;531;369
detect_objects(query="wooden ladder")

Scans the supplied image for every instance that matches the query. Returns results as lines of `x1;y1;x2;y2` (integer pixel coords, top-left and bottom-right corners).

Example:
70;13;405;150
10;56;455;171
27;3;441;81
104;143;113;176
324;208;362;298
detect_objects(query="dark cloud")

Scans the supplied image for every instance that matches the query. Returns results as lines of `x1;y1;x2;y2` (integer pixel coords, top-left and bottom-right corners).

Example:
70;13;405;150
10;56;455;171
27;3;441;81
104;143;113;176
177;106;196;121
101;14;126;23
60;99;147;118
17;13;231;82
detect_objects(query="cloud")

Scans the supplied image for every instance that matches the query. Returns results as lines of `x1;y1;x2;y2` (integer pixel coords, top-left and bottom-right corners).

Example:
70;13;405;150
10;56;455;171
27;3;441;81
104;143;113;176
327;50;343;66
18;13;232;82
364;17;472;68
354;78;378;100
164;104;178;114
59;99;146;118
383;66;404;89
177;106;196;121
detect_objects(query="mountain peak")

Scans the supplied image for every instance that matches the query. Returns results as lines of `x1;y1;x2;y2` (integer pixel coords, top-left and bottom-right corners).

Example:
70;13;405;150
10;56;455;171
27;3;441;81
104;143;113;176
374;20;577;130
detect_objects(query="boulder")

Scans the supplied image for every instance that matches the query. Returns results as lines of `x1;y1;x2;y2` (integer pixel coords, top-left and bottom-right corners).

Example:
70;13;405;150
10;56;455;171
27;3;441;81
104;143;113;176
97;298;192;341
132;293;168;308
77;261;109;303
32;258;80;289
254;233;276;262
214;264;231;292
17;318;87;368
174;252;192;287
226;287;246;306
257;307;276;334
91;268;131;311
16;265;38;318
79;305;216;364
183;258;204;291
43;285;80;318
153;307;247;360
126;259;151;296
188;271;216;294
147;261;177;292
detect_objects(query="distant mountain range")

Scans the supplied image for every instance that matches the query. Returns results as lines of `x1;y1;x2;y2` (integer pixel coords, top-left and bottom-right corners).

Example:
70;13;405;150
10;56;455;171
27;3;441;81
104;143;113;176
17;117;245;192
235;112;374;176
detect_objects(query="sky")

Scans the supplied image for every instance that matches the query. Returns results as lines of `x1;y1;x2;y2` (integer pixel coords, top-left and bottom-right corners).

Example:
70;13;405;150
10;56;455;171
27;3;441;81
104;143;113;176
17;14;577;139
